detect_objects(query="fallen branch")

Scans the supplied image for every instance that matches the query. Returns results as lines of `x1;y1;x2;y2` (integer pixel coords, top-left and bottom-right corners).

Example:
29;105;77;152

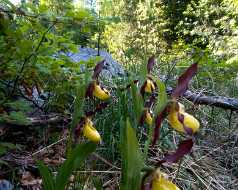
167;87;238;111
26;90;237;126
2;89;237;128
183;90;238;111
27;114;69;126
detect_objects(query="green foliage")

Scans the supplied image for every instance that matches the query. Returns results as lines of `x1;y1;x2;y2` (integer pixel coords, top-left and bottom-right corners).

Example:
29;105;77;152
130;82;143;122
176;0;238;78
0;142;20;156
0;0;102;121
0;99;31;125
37;161;55;190
154;77;168;114
37;142;97;190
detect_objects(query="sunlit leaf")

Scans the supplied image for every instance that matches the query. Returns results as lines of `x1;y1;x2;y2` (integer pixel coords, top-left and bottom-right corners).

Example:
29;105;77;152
152;78;168;146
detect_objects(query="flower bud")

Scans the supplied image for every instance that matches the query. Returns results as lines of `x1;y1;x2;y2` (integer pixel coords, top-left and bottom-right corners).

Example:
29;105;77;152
83;118;101;143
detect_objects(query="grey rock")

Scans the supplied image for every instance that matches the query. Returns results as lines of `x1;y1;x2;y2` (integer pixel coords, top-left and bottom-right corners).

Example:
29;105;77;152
66;47;125;79
0;180;13;190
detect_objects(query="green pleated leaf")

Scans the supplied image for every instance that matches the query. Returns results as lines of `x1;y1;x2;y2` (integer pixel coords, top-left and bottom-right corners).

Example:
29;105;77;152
152;77;168;146
120;118;143;190
154;77;167;114
131;82;143;121
55;142;96;190
37;161;55;190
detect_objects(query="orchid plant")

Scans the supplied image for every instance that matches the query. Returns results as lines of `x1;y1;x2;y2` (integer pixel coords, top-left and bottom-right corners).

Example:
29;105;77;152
38;57;200;190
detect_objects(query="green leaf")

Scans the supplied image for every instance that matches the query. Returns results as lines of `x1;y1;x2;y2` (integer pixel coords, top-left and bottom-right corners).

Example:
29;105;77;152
55;142;96;190
0;142;18;149
8;111;30;125
92;177;103;190
0;159;9;166
37;161;55;190
0;146;7;156
153;77;168;114
5;100;32;112
120;119;143;190
131;82;143;122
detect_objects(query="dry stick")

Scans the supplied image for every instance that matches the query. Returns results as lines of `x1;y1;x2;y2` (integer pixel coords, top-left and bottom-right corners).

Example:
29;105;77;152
74;170;120;174
31;137;67;156
31;137;120;170
11;23;56;95
18;88;44;111
183;90;238;111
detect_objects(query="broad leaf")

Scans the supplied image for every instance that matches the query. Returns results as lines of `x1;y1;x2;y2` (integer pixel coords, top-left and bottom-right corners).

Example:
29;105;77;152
154;78;167;114
152;78;168;146
37;161;55;190
131;82;143;121
55;142;96;190
120;119;143;190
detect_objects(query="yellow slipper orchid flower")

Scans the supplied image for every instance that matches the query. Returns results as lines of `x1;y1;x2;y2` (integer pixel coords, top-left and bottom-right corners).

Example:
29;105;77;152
83;118;101;143
168;102;199;134
93;82;110;100
144;79;156;93
145;109;153;126
177;102;185;113
152;170;180;190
